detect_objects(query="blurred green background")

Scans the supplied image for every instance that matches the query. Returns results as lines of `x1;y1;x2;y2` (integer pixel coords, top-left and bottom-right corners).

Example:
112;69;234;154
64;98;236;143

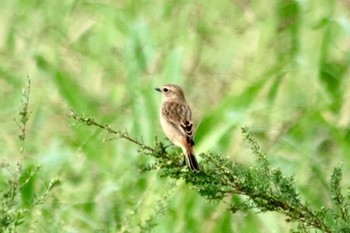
1;0;350;232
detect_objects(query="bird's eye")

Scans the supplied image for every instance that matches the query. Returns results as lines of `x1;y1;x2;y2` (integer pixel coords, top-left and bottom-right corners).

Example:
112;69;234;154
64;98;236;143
163;88;169;92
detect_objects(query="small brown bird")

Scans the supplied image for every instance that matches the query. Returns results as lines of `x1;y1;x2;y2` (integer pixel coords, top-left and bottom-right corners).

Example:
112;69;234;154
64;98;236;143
155;84;199;172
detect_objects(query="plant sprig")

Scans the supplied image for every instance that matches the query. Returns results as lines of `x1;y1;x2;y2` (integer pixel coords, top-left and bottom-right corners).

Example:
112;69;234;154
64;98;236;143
14;76;31;153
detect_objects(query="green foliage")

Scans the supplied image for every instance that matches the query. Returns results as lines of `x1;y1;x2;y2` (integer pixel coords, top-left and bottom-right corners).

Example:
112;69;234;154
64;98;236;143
329;165;350;232
0;162;61;233
0;78;60;233
70;112;350;232
0;163;29;232
1;0;350;232
0;163;61;232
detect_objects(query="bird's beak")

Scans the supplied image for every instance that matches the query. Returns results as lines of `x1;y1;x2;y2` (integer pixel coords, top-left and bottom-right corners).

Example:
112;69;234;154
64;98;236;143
155;87;161;92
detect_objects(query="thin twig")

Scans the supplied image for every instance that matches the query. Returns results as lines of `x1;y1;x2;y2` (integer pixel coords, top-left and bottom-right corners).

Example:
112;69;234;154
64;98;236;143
68;110;156;153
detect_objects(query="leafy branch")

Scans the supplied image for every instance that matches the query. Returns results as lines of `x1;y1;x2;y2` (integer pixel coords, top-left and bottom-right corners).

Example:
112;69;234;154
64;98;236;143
69;111;350;233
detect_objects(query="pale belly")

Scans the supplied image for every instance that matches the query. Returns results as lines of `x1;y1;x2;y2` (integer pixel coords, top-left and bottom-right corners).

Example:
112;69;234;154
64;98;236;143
160;114;183;148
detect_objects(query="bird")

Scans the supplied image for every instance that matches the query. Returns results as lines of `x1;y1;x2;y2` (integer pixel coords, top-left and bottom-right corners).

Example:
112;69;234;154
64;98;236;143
155;84;200;172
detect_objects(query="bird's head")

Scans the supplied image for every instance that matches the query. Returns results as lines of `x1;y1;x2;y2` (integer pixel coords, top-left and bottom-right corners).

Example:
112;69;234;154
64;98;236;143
155;84;185;100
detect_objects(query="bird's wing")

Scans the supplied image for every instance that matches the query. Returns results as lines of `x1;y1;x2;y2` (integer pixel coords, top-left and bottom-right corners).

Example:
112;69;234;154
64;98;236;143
162;101;195;146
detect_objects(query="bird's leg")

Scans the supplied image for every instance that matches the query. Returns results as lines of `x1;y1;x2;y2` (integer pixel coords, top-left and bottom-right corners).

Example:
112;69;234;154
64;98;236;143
163;144;174;149
162;138;174;149
182;156;186;166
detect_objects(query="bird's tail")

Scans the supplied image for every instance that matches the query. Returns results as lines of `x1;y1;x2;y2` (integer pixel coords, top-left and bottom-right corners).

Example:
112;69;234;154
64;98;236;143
182;145;199;172
187;152;200;172
185;145;199;172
